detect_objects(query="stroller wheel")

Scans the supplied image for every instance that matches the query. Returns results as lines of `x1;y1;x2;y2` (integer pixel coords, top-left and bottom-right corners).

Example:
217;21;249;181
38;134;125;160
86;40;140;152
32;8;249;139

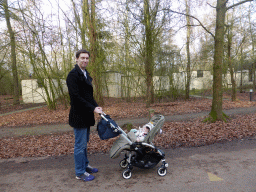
120;159;128;169
122;169;132;179
157;167;167;177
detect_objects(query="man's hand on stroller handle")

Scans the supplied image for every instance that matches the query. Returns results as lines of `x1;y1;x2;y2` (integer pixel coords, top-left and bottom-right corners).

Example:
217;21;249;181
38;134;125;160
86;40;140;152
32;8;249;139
94;107;103;114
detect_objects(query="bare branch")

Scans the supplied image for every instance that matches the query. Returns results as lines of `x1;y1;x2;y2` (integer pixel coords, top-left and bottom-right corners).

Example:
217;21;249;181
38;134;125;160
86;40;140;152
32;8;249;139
187;24;201;27
165;9;215;38
207;2;216;9
50;0;77;33
227;0;253;11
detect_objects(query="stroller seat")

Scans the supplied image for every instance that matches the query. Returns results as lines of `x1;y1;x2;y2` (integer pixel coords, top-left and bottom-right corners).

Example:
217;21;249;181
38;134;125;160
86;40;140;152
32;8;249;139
126;114;165;143
144;114;165;143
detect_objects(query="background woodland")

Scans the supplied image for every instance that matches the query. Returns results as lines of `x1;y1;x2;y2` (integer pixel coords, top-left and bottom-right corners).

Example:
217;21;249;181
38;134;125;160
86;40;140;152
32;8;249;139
0;0;255;122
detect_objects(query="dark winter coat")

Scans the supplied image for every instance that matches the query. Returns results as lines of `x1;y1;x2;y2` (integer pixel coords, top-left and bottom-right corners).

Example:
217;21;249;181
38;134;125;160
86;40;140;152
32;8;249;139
66;64;98;128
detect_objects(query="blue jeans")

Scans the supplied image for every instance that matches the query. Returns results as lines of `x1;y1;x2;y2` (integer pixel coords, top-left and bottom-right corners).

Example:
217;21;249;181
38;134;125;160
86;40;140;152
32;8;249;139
74;127;90;176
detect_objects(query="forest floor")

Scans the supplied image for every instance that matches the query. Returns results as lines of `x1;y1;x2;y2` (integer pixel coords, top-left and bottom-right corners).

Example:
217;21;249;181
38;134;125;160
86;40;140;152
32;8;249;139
0;91;256;159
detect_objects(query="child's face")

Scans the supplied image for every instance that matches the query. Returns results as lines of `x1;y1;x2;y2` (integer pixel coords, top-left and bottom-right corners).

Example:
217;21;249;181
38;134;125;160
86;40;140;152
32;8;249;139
142;126;150;133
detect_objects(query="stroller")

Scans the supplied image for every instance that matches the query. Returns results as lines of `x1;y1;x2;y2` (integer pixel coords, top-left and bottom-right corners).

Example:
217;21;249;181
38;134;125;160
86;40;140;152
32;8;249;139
98;112;168;179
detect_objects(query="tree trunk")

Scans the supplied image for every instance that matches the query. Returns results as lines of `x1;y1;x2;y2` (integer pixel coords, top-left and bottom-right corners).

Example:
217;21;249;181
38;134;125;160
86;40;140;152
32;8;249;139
81;0;87;48
240;46;244;93
185;0;191;100
248;6;255;90
227;26;236;101
3;0;20;105
124;2;131;102
209;0;226;121
144;0;154;107
85;0;104;105
71;0;86;48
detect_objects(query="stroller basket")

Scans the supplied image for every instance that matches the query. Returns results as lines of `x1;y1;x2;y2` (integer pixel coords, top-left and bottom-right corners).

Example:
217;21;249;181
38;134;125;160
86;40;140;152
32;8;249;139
97;112;123;140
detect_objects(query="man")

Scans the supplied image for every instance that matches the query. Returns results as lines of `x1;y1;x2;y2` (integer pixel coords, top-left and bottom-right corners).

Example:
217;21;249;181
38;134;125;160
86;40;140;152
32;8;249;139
66;49;102;182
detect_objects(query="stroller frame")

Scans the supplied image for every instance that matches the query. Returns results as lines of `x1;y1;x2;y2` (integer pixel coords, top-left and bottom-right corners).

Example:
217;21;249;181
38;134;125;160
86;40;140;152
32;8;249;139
100;113;168;179
120;142;168;179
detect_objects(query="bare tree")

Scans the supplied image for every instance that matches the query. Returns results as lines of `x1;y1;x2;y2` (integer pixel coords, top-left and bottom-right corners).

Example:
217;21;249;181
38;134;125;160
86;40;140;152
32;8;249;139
168;0;253;121
2;0;20;105
185;0;191;100
209;0;253;121
248;4;255;90
71;0;87;48
143;0;155;106
227;24;236;101
83;0;104;105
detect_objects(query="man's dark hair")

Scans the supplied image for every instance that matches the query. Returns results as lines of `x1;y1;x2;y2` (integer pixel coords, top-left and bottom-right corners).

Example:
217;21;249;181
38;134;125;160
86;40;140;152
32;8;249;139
76;49;90;59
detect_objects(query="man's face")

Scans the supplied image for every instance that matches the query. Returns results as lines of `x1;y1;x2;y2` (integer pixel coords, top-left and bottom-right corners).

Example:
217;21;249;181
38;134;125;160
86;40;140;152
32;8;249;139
76;53;89;70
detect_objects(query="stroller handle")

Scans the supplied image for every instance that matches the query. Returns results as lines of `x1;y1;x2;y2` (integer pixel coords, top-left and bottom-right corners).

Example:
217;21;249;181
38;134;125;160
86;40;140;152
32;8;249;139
100;111;106;115
100;112;107;119
99;112;128;138
100;112;116;128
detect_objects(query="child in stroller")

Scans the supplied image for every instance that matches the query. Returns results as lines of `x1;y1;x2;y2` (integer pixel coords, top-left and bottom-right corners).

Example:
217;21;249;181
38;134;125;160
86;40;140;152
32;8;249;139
130;122;153;142
105;114;168;179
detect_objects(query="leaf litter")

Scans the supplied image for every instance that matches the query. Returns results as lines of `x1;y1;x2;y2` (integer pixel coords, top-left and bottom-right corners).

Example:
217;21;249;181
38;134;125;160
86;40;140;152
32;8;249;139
0;96;256;159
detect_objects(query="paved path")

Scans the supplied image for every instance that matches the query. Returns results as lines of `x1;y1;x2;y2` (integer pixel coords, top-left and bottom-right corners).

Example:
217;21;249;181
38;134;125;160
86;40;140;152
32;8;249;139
1;106;256;138
1;137;256;191
0;105;46;117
